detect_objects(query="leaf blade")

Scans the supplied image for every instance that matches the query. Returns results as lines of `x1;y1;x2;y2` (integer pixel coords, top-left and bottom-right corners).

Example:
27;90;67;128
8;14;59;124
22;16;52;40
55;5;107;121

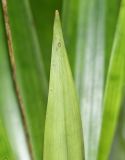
3;0;48;159
0;1;31;159
29;0;62;79
62;0;105;159
0;120;16;160
97;0;125;159
43;11;84;160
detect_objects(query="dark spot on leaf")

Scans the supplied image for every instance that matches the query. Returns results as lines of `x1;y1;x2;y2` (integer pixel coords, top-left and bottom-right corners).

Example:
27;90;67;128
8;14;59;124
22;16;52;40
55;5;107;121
50;88;53;93
58;42;61;47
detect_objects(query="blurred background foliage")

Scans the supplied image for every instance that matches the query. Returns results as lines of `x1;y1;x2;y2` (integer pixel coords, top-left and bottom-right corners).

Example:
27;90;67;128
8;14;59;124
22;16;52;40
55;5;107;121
0;0;125;160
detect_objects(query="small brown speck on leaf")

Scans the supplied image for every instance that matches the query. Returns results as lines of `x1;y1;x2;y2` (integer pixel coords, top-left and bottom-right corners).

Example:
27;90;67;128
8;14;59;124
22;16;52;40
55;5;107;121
58;42;61;47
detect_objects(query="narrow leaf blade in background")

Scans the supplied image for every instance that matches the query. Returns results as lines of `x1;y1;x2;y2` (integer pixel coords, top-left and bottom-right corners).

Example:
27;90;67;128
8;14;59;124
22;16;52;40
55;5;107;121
0;1;31;159
105;0;121;79
62;0;105;159
29;0;62;79
62;0;124;159
97;0;125;158
43;11;84;160
2;0;48;159
0;120;16;160
110;98;125;160
62;0;80;73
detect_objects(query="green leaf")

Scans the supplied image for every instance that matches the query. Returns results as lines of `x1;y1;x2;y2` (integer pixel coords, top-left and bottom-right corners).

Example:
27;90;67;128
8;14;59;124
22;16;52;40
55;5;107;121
110;99;125;160
97;0;125;159
105;0;121;78
108;1;125;157
43;11;84;160
0;120;16;160
0;1;31;159
63;0;105;159
2;0;48;159
29;0;62;79
62;0;123;159
62;0;80;73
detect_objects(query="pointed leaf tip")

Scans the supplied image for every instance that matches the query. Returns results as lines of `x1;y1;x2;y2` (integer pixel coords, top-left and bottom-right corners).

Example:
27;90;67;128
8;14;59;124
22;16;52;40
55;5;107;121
52;9;65;60
54;10;61;26
55;10;59;16
43;8;84;160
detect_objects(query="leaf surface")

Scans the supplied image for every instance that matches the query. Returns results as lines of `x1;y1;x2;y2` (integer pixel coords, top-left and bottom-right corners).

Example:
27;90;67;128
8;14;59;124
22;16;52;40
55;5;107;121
105;0;121;78
0;120;16;160
62;0;122;159
110;99;125;160
29;0;62;79
0;1;31;159
43;11;84;160
97;0;125;159
62;0;105;159
2;0;48;159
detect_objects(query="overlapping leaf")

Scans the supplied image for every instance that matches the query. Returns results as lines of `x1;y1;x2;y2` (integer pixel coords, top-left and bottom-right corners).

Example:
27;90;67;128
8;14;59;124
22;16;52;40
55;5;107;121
0;1;31;159
0;120;16;160
110;99;125;160
43;11;84;160
62;0;80;72
62;0;105;159
105;0;121;78
62;0;123;160
1;0;48;159
97;0;125;159
29;0;62;79
0;0;125;159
